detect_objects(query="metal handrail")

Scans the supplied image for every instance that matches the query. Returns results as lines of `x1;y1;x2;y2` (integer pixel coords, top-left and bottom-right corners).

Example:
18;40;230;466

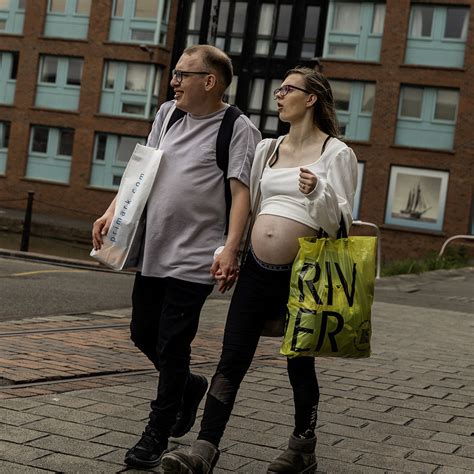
353;220;381;279
438;235;474;259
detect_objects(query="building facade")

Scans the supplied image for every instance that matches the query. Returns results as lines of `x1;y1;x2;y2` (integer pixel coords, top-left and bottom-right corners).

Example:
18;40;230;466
1;0;473;262
173;0;474;261
0;0;176;220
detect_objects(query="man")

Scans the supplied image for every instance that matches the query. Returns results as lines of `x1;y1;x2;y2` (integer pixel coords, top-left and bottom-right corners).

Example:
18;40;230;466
92;45;261;469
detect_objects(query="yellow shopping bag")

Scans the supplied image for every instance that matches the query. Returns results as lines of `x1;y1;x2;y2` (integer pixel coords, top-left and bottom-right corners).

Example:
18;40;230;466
281;235;377;358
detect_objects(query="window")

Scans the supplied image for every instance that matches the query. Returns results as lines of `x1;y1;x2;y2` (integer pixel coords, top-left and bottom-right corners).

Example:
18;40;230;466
0;121;9;174
0;0;25;35
186;0;204;46
32;127;49;153
396;86;459;150
100;61;161;118
255;2;293;57
109;0;169;45
50;0;66;12
44;0;91;39
90;133;146;189
324;1;386;62
40;56;58;83
399;87;423;118
248;77;282;134
36;56;83;111
27;126;74;183
134;0;157;18
58;129;74;156
405;5;470;67
75;0;91;14
0;51;17;105
66;58;82;85
330;80;375;141
0;121;10;148
301;6;321;59
125;63;148;92
434;90;458;122
211;1;248;54
224;75;238;104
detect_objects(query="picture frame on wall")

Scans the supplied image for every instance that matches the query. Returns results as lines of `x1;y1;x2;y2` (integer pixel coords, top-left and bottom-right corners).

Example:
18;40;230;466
385;165;449;232
352;161;364;219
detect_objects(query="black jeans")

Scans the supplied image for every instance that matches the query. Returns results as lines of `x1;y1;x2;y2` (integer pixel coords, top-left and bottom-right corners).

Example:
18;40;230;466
198;251;320;446
130;273;213;437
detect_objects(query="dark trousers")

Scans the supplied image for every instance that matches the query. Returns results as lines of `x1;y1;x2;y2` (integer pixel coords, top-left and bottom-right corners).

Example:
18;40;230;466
130;273;213;437
198;251;320;447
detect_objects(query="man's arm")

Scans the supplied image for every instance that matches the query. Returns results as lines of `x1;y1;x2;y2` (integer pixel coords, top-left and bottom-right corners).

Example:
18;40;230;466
210;178;250;292
92;197;116;250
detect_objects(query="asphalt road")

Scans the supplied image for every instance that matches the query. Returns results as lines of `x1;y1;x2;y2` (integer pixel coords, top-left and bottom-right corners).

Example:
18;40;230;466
1;256;473;323
0;257;135;322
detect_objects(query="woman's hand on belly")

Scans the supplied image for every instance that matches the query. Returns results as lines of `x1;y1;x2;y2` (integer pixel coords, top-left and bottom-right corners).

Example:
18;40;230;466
251;214;316;265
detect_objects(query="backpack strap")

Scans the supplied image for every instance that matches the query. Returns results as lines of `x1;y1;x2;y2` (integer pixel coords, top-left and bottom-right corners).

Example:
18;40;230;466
215;105;243;234
165;106;186;135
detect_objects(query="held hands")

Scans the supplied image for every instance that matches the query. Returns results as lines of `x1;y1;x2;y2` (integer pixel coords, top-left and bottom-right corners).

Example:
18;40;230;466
92;210;114;251
299;167;318;195
210;246;239;293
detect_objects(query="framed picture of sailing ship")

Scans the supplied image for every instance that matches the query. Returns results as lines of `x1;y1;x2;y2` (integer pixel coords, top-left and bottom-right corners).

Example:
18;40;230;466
385;166;449;232
353;162;364;219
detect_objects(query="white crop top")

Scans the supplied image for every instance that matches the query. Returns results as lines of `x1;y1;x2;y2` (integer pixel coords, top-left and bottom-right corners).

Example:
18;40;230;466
260;160;321;229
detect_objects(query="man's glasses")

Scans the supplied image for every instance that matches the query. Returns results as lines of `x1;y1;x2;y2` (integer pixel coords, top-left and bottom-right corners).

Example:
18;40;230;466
273;84;311;99
172;69;210;84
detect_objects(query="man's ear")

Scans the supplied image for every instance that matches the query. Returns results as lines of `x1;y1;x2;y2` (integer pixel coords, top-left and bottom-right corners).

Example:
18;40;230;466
205;74;217;91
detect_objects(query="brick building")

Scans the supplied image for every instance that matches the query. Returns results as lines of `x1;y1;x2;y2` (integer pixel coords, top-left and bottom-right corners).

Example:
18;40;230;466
1;0;473;262
0;0;177;223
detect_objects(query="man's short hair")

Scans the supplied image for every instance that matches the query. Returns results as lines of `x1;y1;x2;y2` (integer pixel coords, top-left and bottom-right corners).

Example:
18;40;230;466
183;45;233;90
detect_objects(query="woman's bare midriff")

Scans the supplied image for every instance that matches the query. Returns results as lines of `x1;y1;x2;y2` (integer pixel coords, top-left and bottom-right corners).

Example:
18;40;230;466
251;214;316;264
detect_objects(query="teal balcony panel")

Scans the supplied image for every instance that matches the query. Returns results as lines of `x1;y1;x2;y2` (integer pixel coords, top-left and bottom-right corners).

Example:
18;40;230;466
109;17;158;44
0;9;24;35
0;80;15;105
99;91;116;115
44;14;89;39
325;33;359;60
25;156;71;183
353;116;372;141
35;85;80;111
336;112;372;142
395;120;455;151
99;90;151;118
365;36;383;62
0;149;7;174
404;39;466;68
89;162;124;189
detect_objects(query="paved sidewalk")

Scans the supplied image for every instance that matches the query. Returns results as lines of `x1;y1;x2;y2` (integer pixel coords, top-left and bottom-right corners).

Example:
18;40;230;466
0;271;473;472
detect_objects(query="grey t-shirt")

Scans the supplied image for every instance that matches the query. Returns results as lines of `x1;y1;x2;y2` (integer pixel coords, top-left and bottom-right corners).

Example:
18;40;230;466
138;100;261;284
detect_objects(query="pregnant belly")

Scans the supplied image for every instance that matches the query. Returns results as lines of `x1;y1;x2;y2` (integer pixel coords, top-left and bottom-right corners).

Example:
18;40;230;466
251;214;317;265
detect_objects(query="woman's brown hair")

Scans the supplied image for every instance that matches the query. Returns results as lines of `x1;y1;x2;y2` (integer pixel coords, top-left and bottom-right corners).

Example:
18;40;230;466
285;66;340;137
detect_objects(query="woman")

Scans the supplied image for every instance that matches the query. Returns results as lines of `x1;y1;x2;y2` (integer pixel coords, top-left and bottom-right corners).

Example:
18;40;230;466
161;67;358;474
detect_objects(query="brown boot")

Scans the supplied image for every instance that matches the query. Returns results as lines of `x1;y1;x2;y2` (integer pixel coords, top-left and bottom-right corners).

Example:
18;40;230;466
267;434;317;473
161;440;219;473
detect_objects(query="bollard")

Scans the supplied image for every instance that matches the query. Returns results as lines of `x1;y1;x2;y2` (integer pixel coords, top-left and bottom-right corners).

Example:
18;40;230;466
20;191;35;252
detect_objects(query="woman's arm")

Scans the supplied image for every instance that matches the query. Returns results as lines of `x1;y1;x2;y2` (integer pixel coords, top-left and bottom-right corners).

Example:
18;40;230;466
304;147;358;238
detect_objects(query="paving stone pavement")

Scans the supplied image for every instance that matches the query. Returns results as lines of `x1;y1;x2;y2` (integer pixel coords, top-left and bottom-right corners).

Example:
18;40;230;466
0;270;473;472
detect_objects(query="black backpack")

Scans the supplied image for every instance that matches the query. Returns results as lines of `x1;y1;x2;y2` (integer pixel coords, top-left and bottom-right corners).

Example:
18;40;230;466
165;105;243;234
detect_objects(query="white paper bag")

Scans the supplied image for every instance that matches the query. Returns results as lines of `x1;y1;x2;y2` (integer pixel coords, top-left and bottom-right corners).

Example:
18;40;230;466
90;144;164;270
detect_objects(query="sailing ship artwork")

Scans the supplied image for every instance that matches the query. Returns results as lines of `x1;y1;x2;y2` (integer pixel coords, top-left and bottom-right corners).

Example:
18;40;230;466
386;166;449;231
399;182;431;220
